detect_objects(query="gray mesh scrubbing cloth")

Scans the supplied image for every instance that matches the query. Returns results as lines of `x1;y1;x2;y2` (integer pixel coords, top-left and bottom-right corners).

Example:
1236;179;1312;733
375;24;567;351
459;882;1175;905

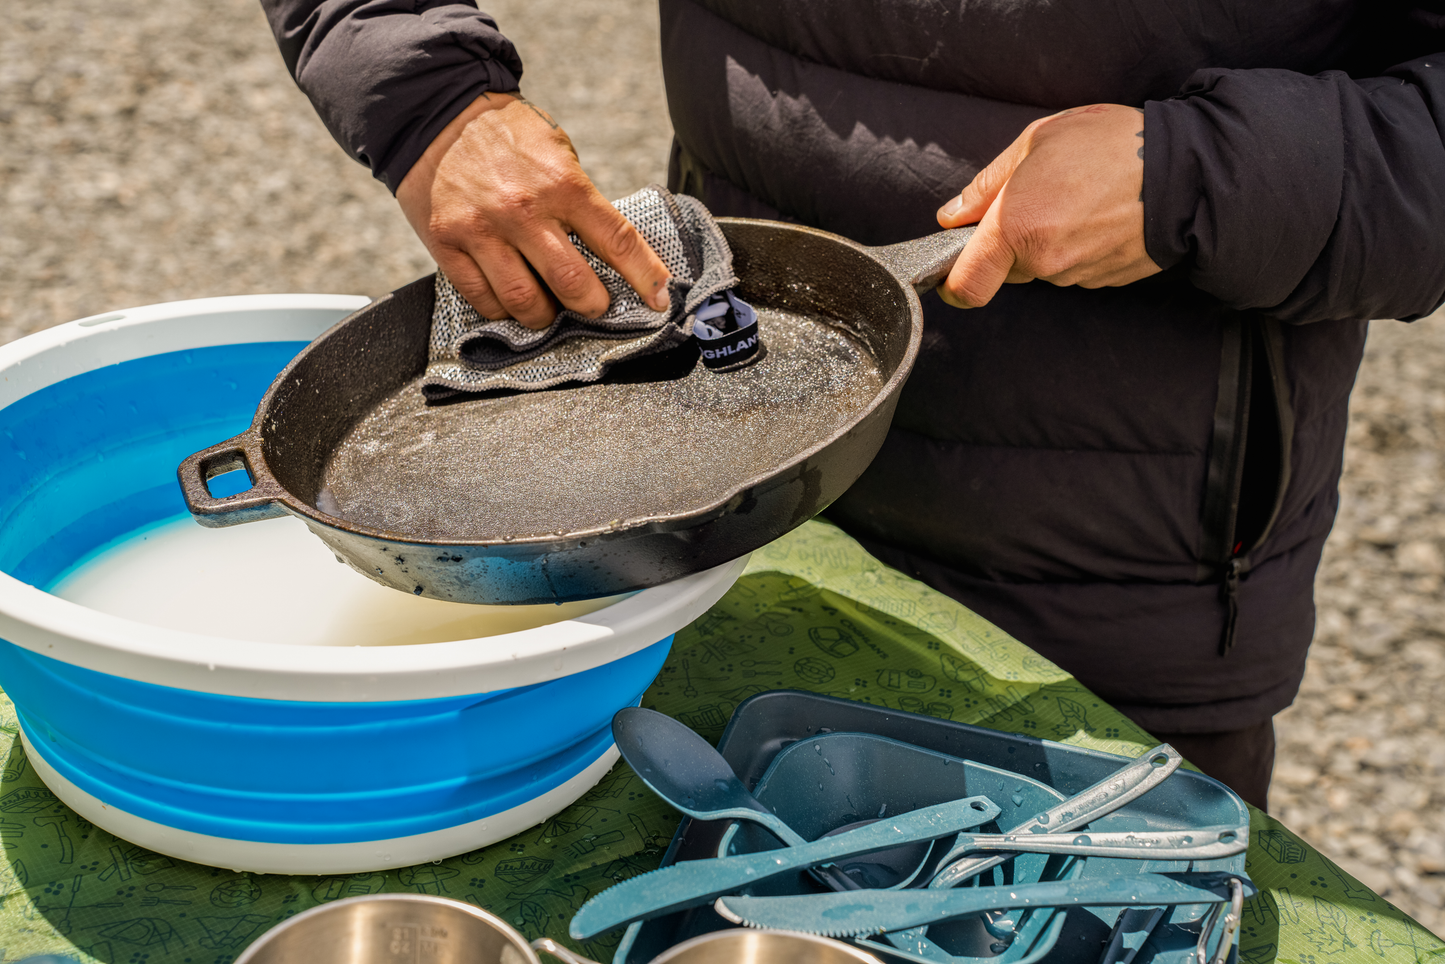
423;185;754;399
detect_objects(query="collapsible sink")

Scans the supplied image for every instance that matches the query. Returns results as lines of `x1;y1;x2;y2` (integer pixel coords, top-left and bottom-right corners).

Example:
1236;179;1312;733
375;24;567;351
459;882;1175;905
0;296;745;874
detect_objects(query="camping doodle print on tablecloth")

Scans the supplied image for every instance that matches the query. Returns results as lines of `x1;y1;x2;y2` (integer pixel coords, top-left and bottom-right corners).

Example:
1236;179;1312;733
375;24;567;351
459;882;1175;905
0;521;1438;962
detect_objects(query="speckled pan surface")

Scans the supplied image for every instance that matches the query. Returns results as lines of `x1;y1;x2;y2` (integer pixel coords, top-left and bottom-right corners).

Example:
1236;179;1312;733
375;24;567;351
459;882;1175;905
179;220;968;604
321;310;882;540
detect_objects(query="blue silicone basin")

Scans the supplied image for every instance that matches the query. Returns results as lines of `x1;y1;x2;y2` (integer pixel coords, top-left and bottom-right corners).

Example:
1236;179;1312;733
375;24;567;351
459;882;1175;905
0;335;671;849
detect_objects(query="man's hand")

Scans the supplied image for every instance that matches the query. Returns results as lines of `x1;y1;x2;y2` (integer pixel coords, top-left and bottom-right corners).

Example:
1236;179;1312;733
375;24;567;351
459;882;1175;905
396;93;672;330
936;103;1160;309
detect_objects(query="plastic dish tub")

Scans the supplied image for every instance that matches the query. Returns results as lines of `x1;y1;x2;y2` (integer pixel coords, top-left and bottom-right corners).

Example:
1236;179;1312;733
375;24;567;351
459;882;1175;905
0;295;745;875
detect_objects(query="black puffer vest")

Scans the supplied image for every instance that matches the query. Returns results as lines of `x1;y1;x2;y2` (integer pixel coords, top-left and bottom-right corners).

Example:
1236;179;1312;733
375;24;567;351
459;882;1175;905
658;0;1374;733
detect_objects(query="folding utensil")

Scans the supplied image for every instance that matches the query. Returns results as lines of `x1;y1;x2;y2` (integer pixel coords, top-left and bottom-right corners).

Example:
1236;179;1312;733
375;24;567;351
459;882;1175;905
715;871;1257;937
919;826;1245;862
881;743;1186;962
929;744;1183;889
568;794;1001;939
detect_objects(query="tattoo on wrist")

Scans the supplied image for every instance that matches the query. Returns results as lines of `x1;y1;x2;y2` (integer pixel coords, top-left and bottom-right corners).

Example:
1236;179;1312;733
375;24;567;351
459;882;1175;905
513;92;560;130
1136;129;1145;202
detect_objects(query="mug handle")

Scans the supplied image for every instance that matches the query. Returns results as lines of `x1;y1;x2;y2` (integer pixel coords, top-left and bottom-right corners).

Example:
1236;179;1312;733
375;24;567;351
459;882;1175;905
531;939;603;964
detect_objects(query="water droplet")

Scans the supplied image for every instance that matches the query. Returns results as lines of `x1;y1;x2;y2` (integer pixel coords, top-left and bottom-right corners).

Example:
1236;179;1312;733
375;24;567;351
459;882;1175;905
878;803;888;818
1035;813;1050;825
990;943;1010;953
1180;835;1193;845
815;743;822;754
1073;834;1091;846
1010;794;1024;807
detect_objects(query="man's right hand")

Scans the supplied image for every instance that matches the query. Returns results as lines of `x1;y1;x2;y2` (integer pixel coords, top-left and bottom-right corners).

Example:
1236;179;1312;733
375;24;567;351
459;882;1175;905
396;93;672;330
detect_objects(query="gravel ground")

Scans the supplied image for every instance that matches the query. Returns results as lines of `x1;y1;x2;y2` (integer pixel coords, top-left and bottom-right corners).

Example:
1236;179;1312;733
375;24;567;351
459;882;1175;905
0;0;668;341
1272;312;1445;937
2;0;1443;940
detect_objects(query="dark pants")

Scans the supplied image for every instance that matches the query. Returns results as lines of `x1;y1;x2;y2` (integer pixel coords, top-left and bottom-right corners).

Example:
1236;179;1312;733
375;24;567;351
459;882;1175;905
1148;720;1276;812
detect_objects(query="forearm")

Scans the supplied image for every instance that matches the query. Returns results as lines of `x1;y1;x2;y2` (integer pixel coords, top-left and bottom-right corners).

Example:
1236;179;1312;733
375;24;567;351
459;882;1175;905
259;0;524;193
1144;55;1445;324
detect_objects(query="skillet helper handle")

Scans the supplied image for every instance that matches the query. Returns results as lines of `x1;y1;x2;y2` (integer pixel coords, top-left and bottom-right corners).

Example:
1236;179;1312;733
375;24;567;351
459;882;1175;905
867;226;976;295
177;431;289;527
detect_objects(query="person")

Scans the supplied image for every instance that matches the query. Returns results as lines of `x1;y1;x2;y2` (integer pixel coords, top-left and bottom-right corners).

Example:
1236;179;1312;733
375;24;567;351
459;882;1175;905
260;0;1445;809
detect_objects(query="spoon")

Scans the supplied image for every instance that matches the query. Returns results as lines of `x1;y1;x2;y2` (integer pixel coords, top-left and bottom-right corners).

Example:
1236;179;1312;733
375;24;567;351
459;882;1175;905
612;708;929;891
612;706;811;847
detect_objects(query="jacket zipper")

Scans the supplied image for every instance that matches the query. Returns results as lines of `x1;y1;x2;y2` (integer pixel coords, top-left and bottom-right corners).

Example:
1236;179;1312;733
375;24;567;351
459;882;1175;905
1202;317;1293;656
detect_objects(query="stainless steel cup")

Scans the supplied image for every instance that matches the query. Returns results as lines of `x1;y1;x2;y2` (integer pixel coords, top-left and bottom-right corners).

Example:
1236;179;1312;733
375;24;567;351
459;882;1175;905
234;894;882;964
233;894;538;963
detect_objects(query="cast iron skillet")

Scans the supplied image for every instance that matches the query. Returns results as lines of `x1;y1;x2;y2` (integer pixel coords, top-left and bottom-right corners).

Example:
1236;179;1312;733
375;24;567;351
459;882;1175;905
177;220;972;604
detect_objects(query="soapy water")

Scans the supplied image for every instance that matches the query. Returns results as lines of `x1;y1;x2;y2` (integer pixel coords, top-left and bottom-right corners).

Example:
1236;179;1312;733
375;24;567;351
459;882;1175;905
51;515;621;646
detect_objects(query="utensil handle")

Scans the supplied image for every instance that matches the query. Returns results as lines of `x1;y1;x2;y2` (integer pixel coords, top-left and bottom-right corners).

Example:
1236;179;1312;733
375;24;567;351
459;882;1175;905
929;743;1183;889
531;938;603;964
176;431;288;527
946;825;1246;861
720;872;1255;938
569;794;1000;940
866;227;976;294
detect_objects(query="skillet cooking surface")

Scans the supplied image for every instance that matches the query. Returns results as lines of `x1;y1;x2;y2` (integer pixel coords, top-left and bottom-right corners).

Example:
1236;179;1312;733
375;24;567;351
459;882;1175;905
317;309;883;541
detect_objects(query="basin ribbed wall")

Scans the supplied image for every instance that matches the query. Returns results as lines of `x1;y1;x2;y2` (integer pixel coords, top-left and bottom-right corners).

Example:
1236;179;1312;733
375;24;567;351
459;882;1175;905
0;637;668;843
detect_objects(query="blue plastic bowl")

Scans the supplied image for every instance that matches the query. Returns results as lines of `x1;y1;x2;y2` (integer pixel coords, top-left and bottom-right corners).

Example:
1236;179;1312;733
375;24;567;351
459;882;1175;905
0;295;744;873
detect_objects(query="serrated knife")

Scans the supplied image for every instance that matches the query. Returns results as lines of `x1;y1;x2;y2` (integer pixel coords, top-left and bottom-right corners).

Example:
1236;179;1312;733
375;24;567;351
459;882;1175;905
716;871;1256;938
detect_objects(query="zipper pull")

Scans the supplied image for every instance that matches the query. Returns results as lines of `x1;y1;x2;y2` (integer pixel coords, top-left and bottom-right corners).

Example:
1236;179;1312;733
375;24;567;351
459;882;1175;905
1219;558;1243;656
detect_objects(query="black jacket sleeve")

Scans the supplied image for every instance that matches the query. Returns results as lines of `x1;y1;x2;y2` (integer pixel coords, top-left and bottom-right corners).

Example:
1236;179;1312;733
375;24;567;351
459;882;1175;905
260;0;524;194
1144;30;1445;323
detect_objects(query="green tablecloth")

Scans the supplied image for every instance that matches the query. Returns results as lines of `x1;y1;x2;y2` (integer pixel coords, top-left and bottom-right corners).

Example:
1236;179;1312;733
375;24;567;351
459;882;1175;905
0;521;1438;963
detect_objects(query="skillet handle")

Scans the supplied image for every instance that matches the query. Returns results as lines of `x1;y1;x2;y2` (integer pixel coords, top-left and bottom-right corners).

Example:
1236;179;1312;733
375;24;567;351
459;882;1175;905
867;226;976;294
177;431;289;528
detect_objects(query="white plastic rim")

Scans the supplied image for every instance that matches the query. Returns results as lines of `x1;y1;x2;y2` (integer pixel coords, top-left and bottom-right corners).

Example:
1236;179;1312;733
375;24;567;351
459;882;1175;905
22;727;621;875
0;295;748;702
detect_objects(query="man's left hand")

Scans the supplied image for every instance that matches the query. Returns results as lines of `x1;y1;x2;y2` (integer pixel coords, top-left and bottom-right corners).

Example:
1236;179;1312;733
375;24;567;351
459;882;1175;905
936;103;1161;308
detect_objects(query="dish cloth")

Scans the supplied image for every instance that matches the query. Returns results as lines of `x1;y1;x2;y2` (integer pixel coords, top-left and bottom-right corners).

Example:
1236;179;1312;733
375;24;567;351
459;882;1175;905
422;185;759;400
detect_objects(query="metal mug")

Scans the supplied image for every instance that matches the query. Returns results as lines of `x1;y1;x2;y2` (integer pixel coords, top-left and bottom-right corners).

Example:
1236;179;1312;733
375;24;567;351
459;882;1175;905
233;893;883;964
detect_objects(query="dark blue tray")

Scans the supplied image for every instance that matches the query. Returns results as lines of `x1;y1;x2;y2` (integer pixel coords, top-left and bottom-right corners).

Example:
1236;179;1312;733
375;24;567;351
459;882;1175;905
610;690;1246;964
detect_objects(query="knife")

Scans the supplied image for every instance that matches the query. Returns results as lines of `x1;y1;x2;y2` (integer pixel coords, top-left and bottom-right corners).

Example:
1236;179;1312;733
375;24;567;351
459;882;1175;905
716;871;1257;938
568;793;1002;939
